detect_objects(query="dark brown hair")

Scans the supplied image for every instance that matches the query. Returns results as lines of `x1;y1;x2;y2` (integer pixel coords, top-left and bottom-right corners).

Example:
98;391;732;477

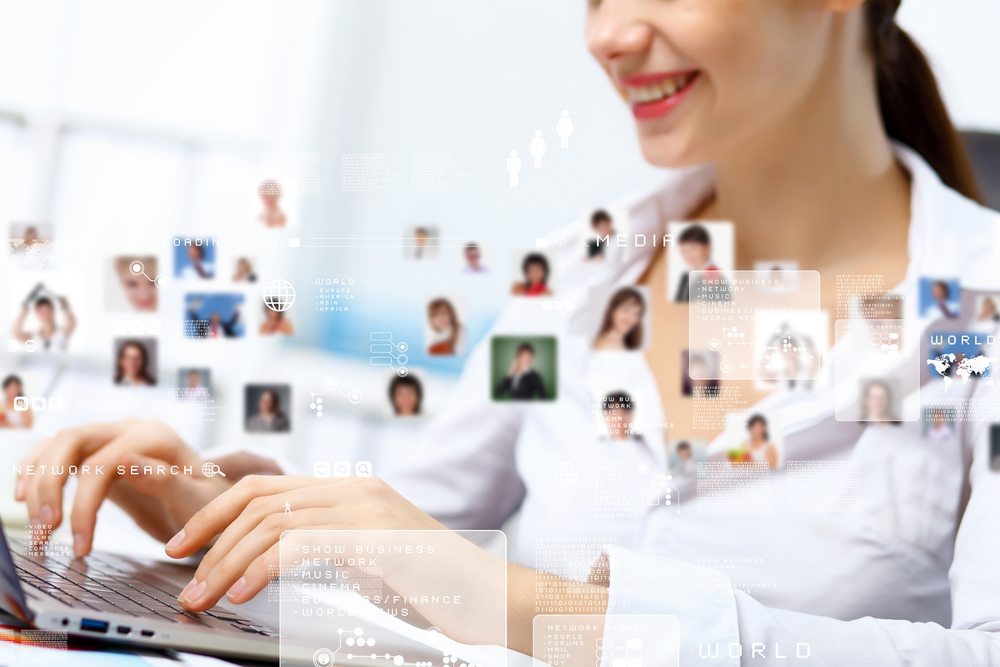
591;209;612;228
866;0;982;203
602;391;633;411
597;287;646;350
522;253;550;285
678;224;711;246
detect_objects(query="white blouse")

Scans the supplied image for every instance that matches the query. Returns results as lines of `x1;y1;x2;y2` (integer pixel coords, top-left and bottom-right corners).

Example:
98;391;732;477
385;145;1000;664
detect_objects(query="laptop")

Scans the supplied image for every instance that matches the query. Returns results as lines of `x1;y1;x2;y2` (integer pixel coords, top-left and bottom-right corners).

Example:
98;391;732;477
0;518;280;662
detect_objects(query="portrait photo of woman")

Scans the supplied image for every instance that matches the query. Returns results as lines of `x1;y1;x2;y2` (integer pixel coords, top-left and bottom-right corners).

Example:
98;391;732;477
114;339;157;386
731;413;779;470
426;298;465;356
511;253;552;297
593;287;647;351
0;375;32;429
859;378;899;423
245;386;291;433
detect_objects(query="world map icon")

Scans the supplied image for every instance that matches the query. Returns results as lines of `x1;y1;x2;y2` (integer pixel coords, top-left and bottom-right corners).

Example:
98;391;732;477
263;279;296;312
554;462;579;486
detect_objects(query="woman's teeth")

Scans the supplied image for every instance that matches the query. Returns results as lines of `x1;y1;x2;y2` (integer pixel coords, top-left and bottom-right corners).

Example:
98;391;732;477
627;73;693;104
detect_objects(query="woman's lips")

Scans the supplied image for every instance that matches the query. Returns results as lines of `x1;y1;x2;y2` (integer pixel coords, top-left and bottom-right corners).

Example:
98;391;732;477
619;70;700;120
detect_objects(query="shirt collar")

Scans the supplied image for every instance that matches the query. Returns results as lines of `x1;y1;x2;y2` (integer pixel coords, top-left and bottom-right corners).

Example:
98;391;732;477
592;143;1000;292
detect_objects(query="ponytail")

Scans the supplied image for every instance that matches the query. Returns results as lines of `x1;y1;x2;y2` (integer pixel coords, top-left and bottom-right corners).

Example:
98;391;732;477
866;0;984;204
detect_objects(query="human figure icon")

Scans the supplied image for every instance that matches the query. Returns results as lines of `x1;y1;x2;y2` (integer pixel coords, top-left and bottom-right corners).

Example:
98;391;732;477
557;110;574;148
507;150;521;187
530;130;547;168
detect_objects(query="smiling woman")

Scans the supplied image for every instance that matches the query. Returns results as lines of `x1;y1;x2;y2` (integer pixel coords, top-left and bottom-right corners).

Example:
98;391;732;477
8;0;1000;664
589;0;980;204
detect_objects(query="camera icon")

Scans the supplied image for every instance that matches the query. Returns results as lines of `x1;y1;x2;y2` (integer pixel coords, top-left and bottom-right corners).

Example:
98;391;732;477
313;461;331;478
333;461;351;478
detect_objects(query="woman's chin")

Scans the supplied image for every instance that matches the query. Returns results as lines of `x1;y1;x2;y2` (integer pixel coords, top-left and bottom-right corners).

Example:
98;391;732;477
636;134;704;170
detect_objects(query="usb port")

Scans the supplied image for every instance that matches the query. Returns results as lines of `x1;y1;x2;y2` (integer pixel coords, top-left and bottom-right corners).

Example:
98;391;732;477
141;629;155;637
116;626;132;635
80;619;109;634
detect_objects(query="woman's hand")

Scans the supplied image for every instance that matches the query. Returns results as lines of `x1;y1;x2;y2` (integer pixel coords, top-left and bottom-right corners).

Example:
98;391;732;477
15;419;232;556
167;476;446;611
168;474;613;653
169;475;510;646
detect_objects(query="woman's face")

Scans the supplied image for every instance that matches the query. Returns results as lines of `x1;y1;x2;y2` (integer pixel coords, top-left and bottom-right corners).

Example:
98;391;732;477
612;298;643;335
586;0;835;168
932;284;947;301
4;383;20;401
119;271;157;311
526;263;546;285
865;384;889;419
393;386;418;415
35;303;54;324
121;345;144;379
430;308;453;332
749;420;766;440
259;391;276;414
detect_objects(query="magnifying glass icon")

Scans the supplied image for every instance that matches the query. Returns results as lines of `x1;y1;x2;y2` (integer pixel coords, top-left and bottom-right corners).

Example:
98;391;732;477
355;461;372;478
203;462;227;478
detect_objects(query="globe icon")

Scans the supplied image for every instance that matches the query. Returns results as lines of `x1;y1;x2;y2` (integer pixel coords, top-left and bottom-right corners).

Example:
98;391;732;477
554;462;579;486
201;462;217;477
263;279;296;312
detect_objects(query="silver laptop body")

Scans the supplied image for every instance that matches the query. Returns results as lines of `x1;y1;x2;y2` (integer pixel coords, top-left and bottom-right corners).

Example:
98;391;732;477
0;519;280;662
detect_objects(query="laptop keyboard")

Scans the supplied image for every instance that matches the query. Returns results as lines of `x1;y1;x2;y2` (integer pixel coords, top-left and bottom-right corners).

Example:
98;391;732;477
10;538;276;637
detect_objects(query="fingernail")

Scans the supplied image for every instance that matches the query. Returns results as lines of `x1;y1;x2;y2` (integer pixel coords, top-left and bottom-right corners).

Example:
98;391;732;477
165;529;185;551
40;505;53;525
185;580;207;605
73;533;86;558
227;577;246;600
14;479;25;500
178;577;197;602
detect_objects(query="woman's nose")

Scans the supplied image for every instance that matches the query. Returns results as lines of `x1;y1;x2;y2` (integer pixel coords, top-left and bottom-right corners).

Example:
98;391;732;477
586;0;654;71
